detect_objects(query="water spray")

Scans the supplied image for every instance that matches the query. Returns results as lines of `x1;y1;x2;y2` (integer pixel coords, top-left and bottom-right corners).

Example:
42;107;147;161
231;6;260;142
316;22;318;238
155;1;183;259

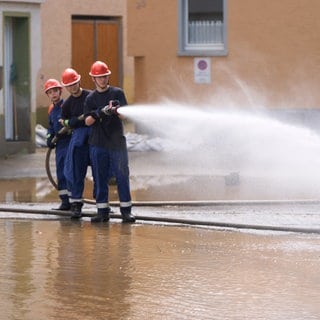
118;101;320;200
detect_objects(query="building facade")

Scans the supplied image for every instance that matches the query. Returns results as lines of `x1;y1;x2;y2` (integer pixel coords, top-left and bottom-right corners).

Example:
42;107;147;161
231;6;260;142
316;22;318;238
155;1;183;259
1;0;320;157
127;0;320;126
0;0;132;157
38;0;134;135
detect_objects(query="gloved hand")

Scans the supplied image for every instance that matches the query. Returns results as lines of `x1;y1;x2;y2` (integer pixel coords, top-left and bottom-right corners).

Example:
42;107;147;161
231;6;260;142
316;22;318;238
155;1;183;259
68;116;83;128
101;100;120;116
46;134;56;149
59;119;68;127
91;108;104;119
56;127;72;138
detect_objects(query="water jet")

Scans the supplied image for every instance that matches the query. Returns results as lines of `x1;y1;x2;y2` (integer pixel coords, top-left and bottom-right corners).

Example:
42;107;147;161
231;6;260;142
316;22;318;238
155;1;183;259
119;102;320;200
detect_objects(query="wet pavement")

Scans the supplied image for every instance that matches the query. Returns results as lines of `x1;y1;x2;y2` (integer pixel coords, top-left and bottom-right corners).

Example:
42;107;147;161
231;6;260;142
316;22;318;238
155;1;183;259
1;218;320;320
1;147;320;201
1;147;320;233
1;147;320;225
1;148;320;319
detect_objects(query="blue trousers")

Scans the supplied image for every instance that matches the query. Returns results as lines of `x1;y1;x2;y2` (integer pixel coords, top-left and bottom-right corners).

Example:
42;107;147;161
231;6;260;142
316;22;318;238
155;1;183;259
89;145;132;214
55;141;71;202
65;145;90;201
64;127;91;202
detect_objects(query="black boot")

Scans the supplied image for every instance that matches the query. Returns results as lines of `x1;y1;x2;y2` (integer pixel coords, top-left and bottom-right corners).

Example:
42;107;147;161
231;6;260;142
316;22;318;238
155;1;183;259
91;208;110;223
121;212;136;223
55;194;71;211
70;202;83;220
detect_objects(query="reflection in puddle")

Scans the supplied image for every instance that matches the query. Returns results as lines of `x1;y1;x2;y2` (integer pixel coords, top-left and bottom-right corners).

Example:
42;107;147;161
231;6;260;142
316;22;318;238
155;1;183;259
1;174;320;204
0;177;94;203
0;220;319;319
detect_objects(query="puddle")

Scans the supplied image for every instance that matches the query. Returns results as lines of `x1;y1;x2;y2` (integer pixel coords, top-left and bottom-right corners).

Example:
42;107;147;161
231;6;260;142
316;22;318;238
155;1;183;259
0;220;320;320
0;174;319;204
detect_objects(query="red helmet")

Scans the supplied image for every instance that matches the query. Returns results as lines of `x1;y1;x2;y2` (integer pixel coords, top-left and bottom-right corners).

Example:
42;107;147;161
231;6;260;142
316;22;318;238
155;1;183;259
89;61;112;77
44;79;62;93
61;68;81;86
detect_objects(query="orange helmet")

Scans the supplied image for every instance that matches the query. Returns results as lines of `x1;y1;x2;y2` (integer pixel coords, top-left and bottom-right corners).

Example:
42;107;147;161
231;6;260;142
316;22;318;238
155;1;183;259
61;68;81;86
89;61;112;77
44;79;62;93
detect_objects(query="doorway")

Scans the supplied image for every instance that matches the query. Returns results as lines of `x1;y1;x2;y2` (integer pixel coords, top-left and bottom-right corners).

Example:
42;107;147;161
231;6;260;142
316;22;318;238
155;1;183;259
72;17;122;90
3;15;31;141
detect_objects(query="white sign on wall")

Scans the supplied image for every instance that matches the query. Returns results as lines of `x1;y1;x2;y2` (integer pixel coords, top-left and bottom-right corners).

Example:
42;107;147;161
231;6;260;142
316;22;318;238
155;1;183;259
194;58;211;84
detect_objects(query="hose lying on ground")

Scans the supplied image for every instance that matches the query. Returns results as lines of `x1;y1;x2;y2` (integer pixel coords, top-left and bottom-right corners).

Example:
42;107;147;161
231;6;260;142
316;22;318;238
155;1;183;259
44;147;320;234
0;206;319;234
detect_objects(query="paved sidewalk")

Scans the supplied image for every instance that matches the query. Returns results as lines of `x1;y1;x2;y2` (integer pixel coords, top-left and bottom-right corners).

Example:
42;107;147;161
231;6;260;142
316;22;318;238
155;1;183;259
0;148;48;178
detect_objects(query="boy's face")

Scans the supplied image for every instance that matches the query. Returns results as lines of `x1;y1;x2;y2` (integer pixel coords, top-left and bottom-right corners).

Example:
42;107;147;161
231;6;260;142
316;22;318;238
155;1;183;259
65;81;81;96
93;75;109;91
46;87;62;104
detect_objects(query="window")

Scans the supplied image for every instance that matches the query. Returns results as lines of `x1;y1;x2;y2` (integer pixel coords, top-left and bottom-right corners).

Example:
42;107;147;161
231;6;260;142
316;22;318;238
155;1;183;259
178;0;227;56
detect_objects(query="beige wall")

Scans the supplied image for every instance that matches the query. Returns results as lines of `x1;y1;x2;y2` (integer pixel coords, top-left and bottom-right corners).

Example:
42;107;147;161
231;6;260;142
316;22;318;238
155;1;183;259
227;0;320;109
38;0;134;111
128;0;320;110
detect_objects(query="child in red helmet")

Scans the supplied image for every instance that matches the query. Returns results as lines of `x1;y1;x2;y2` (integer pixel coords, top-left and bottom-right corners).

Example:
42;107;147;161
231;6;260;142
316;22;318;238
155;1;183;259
59;68;92;219
45;78;72;210
83;61;135;223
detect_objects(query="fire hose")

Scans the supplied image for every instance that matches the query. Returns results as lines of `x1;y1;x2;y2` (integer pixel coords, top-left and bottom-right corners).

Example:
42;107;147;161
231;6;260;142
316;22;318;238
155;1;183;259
1;205;320;234
45;104;121;204
46;101;122;204
45;117;96;205
45;147;95;205
45;147;58;190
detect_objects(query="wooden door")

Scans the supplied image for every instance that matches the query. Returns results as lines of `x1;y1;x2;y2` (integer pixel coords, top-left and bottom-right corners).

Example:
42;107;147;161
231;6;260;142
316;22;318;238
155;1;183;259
72;18;121;90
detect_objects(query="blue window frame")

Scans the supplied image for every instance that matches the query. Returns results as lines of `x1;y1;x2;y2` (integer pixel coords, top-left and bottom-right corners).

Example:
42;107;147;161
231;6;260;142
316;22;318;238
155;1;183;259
178;0;228;56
